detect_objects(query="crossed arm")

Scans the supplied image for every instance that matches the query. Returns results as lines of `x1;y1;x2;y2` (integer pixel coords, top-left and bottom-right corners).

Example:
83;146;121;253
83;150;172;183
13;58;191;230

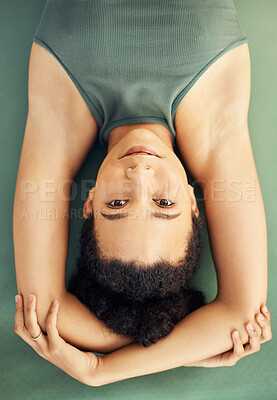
13;115;268;383
13;43;268;385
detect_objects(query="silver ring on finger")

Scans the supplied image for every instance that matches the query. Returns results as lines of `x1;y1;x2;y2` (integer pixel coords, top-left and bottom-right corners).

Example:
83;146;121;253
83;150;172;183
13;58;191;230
31;330;42;341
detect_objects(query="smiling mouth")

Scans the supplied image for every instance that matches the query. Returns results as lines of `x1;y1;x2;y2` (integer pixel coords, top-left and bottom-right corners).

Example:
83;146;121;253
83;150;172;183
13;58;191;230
119;146;161;159
123;152;158;158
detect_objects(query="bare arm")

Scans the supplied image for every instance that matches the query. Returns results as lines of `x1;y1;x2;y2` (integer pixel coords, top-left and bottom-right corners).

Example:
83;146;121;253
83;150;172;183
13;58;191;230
13;42;133;353
85;44;269;385
175;43;267;312
91;123;268;384
90;124;268;384
92;299;267;385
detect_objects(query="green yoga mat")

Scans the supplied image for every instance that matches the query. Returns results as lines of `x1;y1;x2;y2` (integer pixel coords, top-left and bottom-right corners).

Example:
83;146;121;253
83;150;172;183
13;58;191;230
1;0;276;398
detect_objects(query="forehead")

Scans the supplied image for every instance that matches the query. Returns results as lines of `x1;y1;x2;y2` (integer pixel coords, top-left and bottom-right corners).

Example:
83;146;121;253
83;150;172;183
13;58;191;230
94;213;191;263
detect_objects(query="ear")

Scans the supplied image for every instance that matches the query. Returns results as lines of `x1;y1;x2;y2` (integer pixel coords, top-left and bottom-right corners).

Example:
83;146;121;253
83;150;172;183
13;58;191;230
188;184;199;218
83;187;95;219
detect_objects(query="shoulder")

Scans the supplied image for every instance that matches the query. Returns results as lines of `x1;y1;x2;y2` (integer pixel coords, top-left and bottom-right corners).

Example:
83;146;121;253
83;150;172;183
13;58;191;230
22;42;98;178
174;42;251;175
28;41;98;136
175;42;250;135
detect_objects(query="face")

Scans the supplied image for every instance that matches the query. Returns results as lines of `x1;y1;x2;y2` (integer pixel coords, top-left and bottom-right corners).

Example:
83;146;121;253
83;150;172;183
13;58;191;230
83;129;199;264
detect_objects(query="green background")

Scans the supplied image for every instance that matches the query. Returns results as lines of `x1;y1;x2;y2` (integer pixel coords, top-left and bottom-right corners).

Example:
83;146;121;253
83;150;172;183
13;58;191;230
0;0;276;398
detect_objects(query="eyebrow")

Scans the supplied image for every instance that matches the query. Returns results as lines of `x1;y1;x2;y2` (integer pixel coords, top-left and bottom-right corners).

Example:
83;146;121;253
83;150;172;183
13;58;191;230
100;211;182;220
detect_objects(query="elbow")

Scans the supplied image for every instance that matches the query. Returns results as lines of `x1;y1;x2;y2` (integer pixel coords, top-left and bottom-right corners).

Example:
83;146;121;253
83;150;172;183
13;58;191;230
218;297;269;343
36;305;50;334
21;292;62;334
238;306;263;341
238;302;271;345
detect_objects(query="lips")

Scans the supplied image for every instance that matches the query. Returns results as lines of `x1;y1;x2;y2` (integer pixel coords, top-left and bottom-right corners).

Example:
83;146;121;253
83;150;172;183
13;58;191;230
120;146;160;159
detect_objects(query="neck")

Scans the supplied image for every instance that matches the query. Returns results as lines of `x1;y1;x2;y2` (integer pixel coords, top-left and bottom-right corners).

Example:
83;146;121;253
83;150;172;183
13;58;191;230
107;122;174;153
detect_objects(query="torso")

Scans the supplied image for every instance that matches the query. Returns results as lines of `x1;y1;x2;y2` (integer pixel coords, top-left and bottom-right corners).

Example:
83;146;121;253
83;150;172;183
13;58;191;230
30;40;250;160
107;41;250;155
33;0;247;144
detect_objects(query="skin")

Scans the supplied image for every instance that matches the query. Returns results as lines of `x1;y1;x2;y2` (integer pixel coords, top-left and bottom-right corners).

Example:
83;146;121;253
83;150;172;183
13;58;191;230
13;40;270;383
83;127;199;264
14;294;272;386
14;295;272;386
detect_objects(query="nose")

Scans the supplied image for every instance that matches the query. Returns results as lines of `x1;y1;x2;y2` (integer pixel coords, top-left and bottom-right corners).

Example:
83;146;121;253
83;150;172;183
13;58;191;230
124;163;155;201
126;163;155;179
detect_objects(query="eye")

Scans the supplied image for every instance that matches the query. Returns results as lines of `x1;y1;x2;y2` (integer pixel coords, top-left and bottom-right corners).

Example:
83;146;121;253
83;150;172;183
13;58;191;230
106;200;129;208
106;199;174;208
153;199;175;207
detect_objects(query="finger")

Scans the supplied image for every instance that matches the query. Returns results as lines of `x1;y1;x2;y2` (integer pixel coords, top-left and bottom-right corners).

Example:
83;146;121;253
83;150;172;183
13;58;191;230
46;300;61;353
24;294;48;352
223;331;244;367
261;304;271;322
243;322;260;354
25;295;42;338
14;295;42;351
231;330;244;359
255;312;272;343
14;295;26;337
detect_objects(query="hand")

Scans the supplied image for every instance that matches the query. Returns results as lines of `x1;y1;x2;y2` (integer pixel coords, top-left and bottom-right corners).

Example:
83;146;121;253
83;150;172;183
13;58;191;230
14;294;100;386
185;304;272;368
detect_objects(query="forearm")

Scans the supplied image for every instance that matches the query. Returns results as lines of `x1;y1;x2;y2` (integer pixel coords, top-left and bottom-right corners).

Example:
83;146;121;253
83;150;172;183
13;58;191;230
53;291;135;353
92;299;257;386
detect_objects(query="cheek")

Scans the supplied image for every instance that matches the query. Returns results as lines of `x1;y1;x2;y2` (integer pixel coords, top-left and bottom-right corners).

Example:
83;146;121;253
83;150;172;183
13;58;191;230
95;175;132;200
159;172;187;200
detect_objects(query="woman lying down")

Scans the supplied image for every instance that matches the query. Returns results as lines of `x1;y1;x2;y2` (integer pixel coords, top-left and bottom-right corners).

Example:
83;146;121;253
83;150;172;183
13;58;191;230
13;0;271;386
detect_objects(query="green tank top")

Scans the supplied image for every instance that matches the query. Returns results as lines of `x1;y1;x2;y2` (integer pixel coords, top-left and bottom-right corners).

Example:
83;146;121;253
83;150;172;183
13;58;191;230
32;0;248;145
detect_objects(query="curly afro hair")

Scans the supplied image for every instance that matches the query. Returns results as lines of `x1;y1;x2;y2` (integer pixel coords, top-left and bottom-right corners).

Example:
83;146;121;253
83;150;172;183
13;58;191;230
67;211;206;347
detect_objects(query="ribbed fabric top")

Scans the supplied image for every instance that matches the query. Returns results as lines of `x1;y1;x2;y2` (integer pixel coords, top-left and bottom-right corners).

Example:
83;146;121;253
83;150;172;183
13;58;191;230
32;0;248;145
